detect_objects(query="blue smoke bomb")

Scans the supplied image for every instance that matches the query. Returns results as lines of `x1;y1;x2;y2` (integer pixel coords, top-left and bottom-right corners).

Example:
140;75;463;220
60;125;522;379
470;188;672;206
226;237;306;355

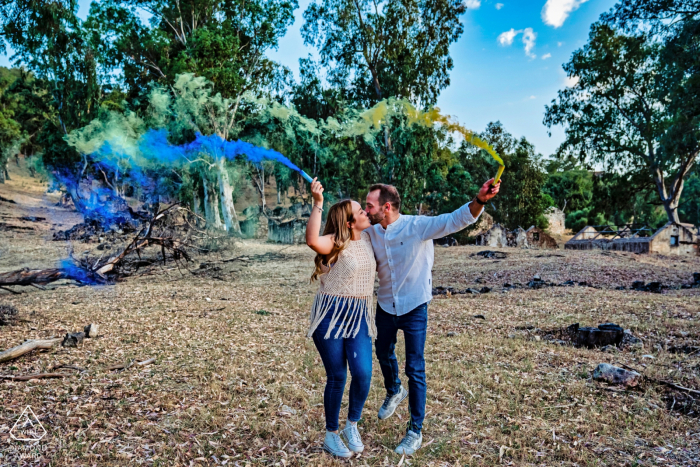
300;171;315;184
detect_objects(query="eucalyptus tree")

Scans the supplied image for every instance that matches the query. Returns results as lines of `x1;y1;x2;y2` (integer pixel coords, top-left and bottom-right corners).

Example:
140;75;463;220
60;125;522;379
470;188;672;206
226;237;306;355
0;0;102;205
85;0;297;102
544;23;695;224
301;0;467;107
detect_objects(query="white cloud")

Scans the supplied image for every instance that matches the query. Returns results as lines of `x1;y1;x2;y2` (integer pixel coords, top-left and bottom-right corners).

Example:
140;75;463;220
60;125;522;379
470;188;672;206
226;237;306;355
463;0;481;8
498;27;537;58
542;53;552;60
498;28;520;46
522;28;537;58
557;41;564;47
495;3;504;9
530;95;537;99
542;0;590;28
564;75;580;87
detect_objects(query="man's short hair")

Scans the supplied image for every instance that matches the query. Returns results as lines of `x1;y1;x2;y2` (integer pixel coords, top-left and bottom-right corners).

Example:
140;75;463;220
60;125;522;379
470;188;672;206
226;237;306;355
369;184;401;211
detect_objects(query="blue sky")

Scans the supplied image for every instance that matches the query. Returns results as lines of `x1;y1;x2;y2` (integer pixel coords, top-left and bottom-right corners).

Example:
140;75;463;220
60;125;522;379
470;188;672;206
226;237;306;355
1;0;617;157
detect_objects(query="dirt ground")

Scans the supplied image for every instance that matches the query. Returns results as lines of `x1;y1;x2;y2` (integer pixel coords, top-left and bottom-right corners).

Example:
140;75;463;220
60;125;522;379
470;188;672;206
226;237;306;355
1;167;700;466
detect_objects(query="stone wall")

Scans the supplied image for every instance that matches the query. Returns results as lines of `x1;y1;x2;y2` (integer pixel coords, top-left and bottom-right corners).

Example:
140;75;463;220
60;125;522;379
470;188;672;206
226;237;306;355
476;223;508;247
649;223;698;256
268;218;307;244
565;223;699;255
544;207;566;234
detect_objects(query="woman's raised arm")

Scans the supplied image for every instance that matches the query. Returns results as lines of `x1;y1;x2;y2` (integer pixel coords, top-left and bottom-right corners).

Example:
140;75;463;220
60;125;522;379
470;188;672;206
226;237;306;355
306;178;334;255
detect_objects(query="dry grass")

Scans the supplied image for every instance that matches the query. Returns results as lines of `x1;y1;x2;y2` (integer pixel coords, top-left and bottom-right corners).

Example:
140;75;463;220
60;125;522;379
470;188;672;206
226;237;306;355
1;172;700;466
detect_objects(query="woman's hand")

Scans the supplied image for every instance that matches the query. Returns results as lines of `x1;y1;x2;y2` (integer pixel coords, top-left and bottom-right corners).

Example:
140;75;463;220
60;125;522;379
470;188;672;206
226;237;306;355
311;178;324;206
306;177;333;255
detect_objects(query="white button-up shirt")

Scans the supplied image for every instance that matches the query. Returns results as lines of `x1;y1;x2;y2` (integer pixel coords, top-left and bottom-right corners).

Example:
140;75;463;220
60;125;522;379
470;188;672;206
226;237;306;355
367;201;481;316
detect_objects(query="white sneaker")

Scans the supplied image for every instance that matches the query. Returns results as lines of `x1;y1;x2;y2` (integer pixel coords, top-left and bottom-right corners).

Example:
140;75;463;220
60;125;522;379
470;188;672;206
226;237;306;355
395;430;422;455
340;421;364;453
378;386;408;420
323;431;353;458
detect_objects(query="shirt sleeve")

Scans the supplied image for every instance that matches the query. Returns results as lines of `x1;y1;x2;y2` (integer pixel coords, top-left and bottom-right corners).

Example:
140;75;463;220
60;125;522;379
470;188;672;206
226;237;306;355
415;201;482;241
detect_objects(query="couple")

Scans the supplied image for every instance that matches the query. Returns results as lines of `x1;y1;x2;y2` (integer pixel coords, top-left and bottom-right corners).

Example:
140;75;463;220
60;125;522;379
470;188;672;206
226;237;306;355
305;177;500;458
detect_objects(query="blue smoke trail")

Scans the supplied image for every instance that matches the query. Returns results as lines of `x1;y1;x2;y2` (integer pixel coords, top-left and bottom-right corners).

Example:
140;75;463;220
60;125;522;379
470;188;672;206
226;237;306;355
138;130;315;182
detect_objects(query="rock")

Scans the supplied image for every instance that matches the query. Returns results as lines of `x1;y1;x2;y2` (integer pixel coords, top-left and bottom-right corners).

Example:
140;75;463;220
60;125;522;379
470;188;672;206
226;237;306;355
631;281;664;293
472;314;486;320
575;323;624;348
279;405;297;415
432;286;455;296
534;336;541;341
533;274;542;281
622;330;644;349
479;287;492;294
465;288;481;294
592;363;641;387
83;323;99;338
62;332;85;347
642;354;655;359
446;332;457;337
600;345;619;353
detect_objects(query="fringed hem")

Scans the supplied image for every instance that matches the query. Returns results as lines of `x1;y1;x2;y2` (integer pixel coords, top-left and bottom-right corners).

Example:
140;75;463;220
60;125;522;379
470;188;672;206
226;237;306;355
307;292;377;340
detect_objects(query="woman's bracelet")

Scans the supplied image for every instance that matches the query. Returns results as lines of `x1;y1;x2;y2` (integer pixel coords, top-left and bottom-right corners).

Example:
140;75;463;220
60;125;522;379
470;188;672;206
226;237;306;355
313;204;324;213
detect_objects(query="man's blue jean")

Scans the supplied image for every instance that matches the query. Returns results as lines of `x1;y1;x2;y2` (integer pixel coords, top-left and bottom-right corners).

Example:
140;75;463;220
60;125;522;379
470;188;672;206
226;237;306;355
312;299;373;432
375;302;428;434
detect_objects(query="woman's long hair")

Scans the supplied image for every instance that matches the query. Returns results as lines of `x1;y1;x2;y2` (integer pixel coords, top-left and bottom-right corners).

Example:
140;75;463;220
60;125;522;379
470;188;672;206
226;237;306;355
311;199;355;282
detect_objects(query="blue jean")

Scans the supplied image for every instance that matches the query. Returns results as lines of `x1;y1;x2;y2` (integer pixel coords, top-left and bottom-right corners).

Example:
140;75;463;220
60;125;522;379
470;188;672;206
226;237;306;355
375;302;428;434
312;300;373;432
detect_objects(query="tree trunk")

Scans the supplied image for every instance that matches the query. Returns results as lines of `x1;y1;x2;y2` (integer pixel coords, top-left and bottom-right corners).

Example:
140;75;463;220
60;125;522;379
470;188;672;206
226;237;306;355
193;193;202;227
203;176;224;231
216;157;242;234
277;185;281;205
0;165;4;184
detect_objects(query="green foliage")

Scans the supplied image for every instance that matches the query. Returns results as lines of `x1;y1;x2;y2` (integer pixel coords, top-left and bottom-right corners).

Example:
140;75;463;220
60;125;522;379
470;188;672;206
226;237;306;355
460;122;550;230
547;2;700;224
85;0;297;102
678;169;700;225
301;0;466;106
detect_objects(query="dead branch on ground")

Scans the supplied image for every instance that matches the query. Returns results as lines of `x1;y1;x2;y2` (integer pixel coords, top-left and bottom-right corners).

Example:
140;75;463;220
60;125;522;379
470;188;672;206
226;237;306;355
0;338;62;364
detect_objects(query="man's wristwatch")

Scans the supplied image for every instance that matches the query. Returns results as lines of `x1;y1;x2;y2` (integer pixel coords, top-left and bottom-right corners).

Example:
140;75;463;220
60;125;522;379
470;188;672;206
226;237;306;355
474;196;487;206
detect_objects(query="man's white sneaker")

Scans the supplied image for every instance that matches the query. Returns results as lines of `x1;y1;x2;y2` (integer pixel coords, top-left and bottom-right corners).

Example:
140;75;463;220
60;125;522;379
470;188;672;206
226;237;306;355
340;421;364;452
377;386;408;420
395;430;422;455
323;431;353;458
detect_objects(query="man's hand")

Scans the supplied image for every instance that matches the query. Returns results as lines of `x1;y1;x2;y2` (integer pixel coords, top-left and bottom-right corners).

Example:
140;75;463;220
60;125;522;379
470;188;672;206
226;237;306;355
477;178;501;203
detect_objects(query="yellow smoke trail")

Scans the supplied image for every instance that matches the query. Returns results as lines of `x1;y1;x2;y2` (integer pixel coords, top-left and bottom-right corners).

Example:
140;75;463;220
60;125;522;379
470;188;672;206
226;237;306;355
356;99;505;184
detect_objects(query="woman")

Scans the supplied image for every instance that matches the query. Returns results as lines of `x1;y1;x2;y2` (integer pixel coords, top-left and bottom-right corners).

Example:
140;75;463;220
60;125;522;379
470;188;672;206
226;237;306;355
305;178;376;459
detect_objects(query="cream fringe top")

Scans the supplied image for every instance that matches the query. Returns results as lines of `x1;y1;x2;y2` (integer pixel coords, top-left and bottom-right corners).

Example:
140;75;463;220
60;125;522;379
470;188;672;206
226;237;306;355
308;230;377;339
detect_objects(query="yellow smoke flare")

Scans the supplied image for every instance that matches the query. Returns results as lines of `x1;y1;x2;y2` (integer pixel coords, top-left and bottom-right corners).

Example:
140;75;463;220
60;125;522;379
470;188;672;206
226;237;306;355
357;99;505;185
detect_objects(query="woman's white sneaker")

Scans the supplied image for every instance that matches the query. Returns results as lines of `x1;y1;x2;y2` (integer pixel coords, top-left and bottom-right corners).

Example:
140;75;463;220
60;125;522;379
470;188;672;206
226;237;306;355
323;431;353;458
340;421;364;452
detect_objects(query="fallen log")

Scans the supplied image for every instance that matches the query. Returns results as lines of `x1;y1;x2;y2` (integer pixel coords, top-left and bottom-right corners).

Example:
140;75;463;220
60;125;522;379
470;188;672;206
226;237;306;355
0;373;69;381
0;203;192;293
0;338;62;363
0;269;68;287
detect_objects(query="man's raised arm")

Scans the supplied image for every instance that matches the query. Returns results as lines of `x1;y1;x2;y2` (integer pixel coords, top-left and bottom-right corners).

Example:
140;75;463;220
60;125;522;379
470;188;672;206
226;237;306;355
417;179;501;241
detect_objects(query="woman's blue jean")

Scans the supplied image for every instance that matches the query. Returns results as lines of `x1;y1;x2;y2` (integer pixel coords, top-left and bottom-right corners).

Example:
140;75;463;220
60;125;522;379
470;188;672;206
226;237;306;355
312;300;373;432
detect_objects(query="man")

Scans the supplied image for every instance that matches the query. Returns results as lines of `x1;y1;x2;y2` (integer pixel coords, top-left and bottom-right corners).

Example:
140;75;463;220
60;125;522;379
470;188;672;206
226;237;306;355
365;178;500;455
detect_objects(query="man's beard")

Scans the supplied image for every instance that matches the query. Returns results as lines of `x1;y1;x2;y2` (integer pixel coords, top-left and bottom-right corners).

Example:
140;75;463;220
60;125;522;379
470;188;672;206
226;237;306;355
368;210;384;225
